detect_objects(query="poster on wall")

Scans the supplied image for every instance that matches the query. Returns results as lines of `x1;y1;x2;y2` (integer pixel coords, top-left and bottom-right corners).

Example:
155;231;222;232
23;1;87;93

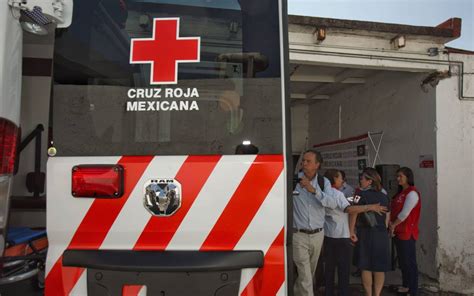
419;154;434;168
313;133;382;189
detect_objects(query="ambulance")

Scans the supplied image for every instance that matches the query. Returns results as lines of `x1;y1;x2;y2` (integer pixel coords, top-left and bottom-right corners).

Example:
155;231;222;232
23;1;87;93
2;0;292;295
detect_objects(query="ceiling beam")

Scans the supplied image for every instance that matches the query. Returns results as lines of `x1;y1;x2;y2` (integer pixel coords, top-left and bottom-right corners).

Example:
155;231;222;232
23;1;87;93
306;69;366;98
307;83;344;99
290;66;367;84
308;95;330;100
290;74;366;84
290;74;335;83
290;93;330;101
340;77;366;84
291;93;307;99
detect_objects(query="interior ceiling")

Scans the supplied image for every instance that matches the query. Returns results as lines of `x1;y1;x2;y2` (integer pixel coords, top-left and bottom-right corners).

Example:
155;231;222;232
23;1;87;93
289;64;378;105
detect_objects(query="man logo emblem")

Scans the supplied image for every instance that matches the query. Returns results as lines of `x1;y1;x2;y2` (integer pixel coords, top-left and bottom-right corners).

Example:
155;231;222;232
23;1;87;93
144;179;181;216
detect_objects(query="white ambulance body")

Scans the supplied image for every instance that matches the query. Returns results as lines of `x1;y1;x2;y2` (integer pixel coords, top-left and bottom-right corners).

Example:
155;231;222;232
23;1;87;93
0;2;23;257
1;0;71;257
1;0;73;259
42;0;291;295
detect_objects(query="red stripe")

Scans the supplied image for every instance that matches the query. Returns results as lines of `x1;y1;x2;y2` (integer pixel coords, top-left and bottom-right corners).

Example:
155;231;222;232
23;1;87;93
122;285;144;296
241;228;285;296
133;155;221;250
44;257;83;296
200;155;283;251
45;156;153;295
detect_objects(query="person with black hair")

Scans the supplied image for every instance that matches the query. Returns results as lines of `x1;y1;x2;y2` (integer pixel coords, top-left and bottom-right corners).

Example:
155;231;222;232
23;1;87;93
235;143;259;154
389;167;421;295
323;169;387;296
339;170;354;198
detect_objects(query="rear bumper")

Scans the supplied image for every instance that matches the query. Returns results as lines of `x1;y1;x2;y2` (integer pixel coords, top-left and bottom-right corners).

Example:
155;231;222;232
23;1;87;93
62;250;264;296
62;249;264;272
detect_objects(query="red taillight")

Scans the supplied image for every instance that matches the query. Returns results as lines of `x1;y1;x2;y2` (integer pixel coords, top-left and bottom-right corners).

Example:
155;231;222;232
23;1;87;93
71;165;124;198
0;118;19;175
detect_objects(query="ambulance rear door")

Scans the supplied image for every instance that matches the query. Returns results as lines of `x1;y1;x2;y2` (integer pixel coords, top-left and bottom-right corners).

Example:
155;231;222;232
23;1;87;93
46;0;290;295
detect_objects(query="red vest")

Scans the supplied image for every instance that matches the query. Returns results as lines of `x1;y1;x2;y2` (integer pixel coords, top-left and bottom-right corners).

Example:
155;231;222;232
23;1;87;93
390;186;421;240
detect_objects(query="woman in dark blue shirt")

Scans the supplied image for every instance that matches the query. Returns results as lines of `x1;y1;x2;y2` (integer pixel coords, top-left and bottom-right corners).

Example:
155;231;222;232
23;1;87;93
350;168;391;296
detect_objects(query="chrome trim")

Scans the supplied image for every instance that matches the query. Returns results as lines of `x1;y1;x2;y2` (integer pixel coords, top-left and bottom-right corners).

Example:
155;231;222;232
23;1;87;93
3;259;25;268
143;178;182;217
0;267;38;285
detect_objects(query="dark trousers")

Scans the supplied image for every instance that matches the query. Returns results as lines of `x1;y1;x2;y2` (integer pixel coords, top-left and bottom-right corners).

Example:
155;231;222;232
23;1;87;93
395;237;418;295
323;237;352;296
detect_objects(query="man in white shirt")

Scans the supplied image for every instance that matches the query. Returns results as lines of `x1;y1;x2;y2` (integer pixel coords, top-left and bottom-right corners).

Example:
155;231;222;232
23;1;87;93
339;170;354;198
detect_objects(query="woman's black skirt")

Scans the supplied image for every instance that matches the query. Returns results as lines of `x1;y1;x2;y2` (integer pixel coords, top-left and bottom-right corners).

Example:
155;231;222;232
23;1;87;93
356;227;391;272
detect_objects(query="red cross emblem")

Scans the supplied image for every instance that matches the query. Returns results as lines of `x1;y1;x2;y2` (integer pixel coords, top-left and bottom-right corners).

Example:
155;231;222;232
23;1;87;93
130;18;200;85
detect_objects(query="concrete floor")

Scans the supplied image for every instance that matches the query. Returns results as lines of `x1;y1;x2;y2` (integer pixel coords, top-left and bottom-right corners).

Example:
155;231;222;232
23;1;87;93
0;266;443;296
0;274;442;296
340;269;440;295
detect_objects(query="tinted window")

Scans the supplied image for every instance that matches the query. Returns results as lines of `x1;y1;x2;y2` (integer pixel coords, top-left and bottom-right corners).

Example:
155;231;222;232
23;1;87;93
52;0;283;155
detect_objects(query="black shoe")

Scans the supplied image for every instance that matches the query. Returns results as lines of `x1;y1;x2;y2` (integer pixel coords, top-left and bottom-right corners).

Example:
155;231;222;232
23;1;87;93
351;269;361;277
389;285;410;294
389;285;403;292
396;288;410;295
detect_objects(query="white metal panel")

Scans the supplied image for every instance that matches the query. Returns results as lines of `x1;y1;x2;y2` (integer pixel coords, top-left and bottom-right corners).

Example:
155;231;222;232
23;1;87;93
236;172;285;294
167;155;256;250
0;4;22;124
69;272;87;296
100;156;187;249
234;172;285;251
45;156;121;275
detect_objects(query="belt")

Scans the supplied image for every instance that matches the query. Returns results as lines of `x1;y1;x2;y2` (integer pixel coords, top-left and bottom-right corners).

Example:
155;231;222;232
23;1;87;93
293;228;323;234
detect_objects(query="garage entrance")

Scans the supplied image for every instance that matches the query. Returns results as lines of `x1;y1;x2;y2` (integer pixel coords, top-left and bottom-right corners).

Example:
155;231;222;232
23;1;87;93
289;62;439;288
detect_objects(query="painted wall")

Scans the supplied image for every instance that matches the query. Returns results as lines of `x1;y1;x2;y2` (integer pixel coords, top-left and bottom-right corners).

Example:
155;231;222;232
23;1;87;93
436;53;474;294
307;70;439;279
291;104;309;153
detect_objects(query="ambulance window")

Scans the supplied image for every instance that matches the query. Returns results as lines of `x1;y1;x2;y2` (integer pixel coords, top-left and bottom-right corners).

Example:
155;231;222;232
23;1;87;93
52;0;283;156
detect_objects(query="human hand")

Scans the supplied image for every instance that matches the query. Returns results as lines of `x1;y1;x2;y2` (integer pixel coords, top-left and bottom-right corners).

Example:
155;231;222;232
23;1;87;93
369;203;388;215
300;177;316;194
388;222;395;237
350;232;358;243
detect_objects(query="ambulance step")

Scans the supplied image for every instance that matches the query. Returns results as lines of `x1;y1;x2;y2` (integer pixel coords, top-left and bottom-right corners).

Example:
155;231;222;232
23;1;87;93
10;196;46;210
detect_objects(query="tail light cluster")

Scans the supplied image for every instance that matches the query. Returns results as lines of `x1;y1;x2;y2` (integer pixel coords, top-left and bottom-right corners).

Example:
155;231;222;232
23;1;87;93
0;118;19;175
71;165;124;198
0;117;19;257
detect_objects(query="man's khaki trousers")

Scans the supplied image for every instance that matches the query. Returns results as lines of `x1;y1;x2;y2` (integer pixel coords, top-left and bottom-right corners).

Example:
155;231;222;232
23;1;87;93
293;231;324;296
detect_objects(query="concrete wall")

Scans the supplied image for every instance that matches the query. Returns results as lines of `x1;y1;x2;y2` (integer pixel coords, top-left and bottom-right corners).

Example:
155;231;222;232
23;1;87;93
291;104;308;153
436;53;474;294
307;70;439;279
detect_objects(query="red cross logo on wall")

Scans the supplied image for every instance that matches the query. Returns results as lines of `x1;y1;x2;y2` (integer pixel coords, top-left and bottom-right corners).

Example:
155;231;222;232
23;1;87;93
130;18;200;85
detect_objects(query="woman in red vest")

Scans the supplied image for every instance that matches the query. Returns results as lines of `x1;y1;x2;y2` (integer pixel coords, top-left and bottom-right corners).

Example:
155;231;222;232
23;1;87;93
389;167;421;295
